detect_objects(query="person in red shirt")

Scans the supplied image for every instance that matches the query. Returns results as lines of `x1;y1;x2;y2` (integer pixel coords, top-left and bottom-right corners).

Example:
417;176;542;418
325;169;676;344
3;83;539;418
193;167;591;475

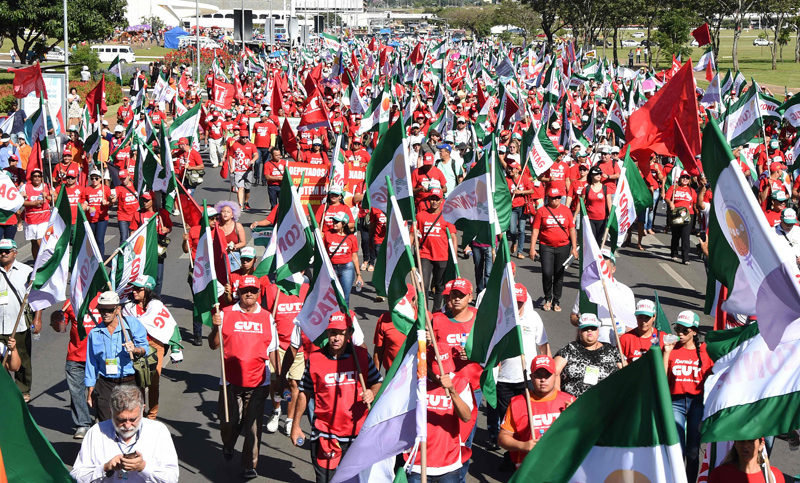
206;111;225;168
209;275;279;480
174;137;204;192
412;152;448;206
252;112;277;186
566;163;589;214
117;97;134;127
228;129;258;210
290;312;383;483
264;147;286;209
539;148;571;193
583;166;612;245
149;103;167;127
54;167;87;223
323;211;362;307
665;171;697;265
529;187;578;312
764;190;788;227
498;355;576;468
755;139;786;175
416;189;457;311
373;284;417;370
507;162;534;259
663;310;713;483
52;148;82;188
112;170;140;242
595;146;621;192
320;188;354;233
346;138;370;167
404;344;473;481
645;155;665;235
759;161;786;210
619;299;665;364
83;169;112;257
708;439;786;483
302;138;330;166
21;168;51;260
366;207;387;272
130;191;172;295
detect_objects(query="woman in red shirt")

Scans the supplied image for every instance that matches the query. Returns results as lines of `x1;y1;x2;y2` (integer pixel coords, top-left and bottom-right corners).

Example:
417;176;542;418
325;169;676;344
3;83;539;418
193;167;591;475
709;439;785;483
84;170;112;258
665;171;697;265
506;162;534;259
323;211;362;306
645;155;665;235
529;187;578;312
566;163;589;215
663;311;713;483
584;166;612;246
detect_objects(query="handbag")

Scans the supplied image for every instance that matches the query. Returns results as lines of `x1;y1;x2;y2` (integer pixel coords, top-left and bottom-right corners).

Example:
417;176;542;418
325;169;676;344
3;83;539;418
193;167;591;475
669;187;690;226
127;324;159;389
186;168;205;188
1;270;34;329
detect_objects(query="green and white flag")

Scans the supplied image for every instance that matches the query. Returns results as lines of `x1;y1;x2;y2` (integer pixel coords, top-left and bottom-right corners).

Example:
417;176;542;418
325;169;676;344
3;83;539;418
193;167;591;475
24;96;48;148
254;170;314;295
604;91;626;141
0;170;24;223
373;179;417;335
358;82;392;136
701;323;800;442
606;150;653;253
28;188;72;311
321;33;341;53
431;79;446;114
70;206;111;338
328;134;347;194
442;151;500;245
528;125;559;176
168;103;202;149
365;115;413;217
693;47;715;73
465;234;523;408
110;215;159;296
109;55;123;83
779;93;800;128
508;349;688;483
723;84;762;146
192;201;224;327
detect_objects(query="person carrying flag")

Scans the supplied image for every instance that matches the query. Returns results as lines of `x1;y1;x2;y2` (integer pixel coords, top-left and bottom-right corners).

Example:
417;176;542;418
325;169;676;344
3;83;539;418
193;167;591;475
416;188;458;312
227;128;258;211
619;299;665;364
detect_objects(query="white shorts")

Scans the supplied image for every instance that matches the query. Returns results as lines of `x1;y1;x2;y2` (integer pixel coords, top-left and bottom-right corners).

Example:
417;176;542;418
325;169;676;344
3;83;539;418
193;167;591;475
234;170;253;190
25;222;48;241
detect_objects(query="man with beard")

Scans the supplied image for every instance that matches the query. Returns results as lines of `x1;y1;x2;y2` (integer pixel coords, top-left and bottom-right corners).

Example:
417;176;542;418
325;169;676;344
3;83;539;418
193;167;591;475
71;385;179;482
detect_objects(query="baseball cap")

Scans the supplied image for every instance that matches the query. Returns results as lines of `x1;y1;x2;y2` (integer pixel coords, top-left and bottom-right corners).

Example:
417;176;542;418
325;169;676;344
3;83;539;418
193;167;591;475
500;130;510;136
427;188;443;200
8;154;18;162
239;275;261;290
578;313;600;329
635;299;656;317
770;162;783;173
141;191;154;200
498;145;507;153
62;147;72;156
312;138;322;145
114;125;124;133
450;278;473;296
206;207;218;217
316;437;343;470
65;168;78;178
508;161;521;170
551;121;561;130
131;275;156;290
442;280;455;296
239;129;249;137
770;139;780;149
601;247;615;263
531;354;556;375
97;291;120;307
589;166;603;177
782;208;798;225
599;145;611;154
240;246;256;259
437;144;452;153
178;137;189;145
772;190;789;202
411;123;420;129
329;186;343;196
549;187;564;197
423;152;435;165
0;239;16;250
332;212;349;224
118;169;129;178
514;283;527;303
557;145;566;154
675;310;700;329
89;169;102;178
430;343;456;377
0;134;9;142
327;311;351;331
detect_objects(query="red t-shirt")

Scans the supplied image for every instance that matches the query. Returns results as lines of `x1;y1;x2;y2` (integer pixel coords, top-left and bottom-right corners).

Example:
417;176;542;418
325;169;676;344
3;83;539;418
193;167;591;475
321;204;352;233
252;121;277;148
665;186;697;215
532;204;574;247
507;175;534;208
596;160;620;193
114;185;139;222
130;209;172;233
764;209;782;227
373;311;406;370
323;232;358;265
370;208;387;245
263;283;310;351
347;148;371;167
708;464;785;483
647;163;663;190
207;119;224;140
22;183;51;225
228;140;257;172
64;300;99;362
569;180;588;212
175;149;203;178
619;329;666;364
501;391;576;466
584;184;609;221
220;304;277;387
545;161;569;192
55;185;84;223
83;185;112;222
431;309;482;389
667;344;714;396
264;157;286;186
412;167;447;193
416;209;455;261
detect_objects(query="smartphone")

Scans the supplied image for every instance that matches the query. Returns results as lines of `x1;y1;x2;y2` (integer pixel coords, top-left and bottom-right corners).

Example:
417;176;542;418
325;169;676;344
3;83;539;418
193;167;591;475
123;452;137;459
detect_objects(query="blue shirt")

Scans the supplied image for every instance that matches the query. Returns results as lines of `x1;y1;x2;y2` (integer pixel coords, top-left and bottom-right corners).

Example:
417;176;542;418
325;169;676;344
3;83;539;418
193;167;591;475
84;316;148;387
0;144;18;169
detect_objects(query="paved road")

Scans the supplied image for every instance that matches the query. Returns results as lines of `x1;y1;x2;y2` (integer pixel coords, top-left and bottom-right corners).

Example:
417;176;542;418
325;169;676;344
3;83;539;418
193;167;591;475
16;146;800;482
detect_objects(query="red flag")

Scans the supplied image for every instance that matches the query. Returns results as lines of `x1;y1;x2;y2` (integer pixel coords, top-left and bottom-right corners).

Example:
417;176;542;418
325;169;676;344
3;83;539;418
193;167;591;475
271;79;283;114
176;179;202;227
477;82;487;110
304;63;323;96
625;60;701;169
26;139;43;181
501;91;520;128
672;118;702;176
705;62;714;82
212;223;231;286
178;74;189;98
669;56;681;78
691;23;712;47
281;118;299;161
298;87;331;131
350;50;360;74
212;80;235;109
409;43;424;66
85;75;108;122
368;37;378;51
9;64;47;99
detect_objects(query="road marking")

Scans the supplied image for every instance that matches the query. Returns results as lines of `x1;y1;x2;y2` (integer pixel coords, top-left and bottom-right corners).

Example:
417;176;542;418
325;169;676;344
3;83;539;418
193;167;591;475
649;236;663;246
659;262;694;290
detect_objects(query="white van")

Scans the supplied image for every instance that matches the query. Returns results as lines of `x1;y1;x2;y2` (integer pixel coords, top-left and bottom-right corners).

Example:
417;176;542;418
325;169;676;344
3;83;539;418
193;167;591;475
90;45;136;63
178;36;221;50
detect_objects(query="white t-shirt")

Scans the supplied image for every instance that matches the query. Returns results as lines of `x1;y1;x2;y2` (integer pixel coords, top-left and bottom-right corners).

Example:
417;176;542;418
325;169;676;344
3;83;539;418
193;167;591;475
496;308;548;384
571;280;636;346
776;224;800;259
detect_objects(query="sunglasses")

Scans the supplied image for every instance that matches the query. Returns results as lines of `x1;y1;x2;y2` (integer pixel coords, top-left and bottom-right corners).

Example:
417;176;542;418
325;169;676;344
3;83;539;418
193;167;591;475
97;307;116;314
0;249;11;255
674;326;691;334
31;174;42;178
580;326;598;332
65;176;76;180
240;288;259;295
90;176;100;180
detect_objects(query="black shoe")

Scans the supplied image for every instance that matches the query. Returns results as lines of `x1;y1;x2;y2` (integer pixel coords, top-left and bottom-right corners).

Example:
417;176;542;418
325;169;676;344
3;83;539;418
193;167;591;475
223;448;234;461
498;452;515;472
243;468;258;480
485;439;500;451
192;335;203;346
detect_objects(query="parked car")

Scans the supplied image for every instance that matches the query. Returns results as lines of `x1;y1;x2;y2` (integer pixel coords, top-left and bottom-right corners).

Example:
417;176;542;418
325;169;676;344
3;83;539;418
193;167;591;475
594;39;612;47
621;39;639;47
753;37;772;46
90;45;136;63
633;31;645;38
640;40;658;47
44;46;65;62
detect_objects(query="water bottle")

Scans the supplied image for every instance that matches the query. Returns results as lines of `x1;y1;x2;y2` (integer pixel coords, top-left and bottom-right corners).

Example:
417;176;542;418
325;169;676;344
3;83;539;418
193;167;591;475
538;429;544;439
355;280;363;292
31;324;40;341
651;332;659;347
282;389;292;402
296;437;304;446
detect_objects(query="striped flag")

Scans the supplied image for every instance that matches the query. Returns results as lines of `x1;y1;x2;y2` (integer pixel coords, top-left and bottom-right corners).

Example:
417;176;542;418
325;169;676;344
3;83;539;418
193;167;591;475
606;150;653;253
109;55;122;83
110;216;158;297
69;206;110;338
28;188;72;311
364;114;413;217
192;201;224;327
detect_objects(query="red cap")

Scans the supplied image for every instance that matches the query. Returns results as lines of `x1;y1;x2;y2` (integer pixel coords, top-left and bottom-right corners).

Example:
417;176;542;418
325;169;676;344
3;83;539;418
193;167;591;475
118;169;129;178
315;437;343;470
239;275;260;290
8;154;18;161
65;168;78;177
141;191;154;200
240;129;250;137
430;343;456;376
450;278;473;296
557;145;565;153
442;280;455;296
514;283;527;303
327;311;350;331
178;137;189;145
405;283;416;300
62;147;72;156
508;161;521;169
531;354;556;375
500;130;510;136
423;152;435;165
770;162;783;172
427;188;443;199
549;187;564;197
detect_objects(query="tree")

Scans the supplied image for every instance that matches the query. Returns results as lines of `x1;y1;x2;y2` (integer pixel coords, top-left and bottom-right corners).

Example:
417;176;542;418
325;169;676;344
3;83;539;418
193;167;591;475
778;26;791;61
688;0;735;59
759;0;800;69
603;0;641;66
521;0;566;50
559;0;606;48
493;1;541;46
141;15;165;33
793;15;800;62
0;0;128;64
715;0;759;71
438;6;496;39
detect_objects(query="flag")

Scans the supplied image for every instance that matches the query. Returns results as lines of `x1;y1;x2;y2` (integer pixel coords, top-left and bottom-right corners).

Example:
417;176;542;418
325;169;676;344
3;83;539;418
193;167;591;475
359;82;392;136
192;201;224;327
85;75;108;122
281;119;299;161
28;188;72;311
603;92;626;141
693;47;715;76
321;33;341;53
444;226;461;283
9;64;47;99
212;80;235;110
465;234;523;407
110;216;159;296
778;92;800;128
168;103;202;149
606;150;653;253
70;206;110;338
109;55;122;83
442;151;498;246
653;291;671;334
723;84;761;146
692;23;712;46
508;350;688;483
328;134;347;194
298;88;332;132
673;119;702;176
0;171;24;223
0;372;73;482
254;170;314;295
292;209;348;344
364;115;413;217
373;180;416;335
705;117;800;350
528;124;559;176
0;112;18;136
701;323;800;442
212;224;231;288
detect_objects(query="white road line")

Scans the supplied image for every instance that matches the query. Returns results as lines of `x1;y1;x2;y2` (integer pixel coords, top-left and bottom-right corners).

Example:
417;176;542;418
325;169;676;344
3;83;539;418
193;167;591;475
649;236;664;246
659;262;694;290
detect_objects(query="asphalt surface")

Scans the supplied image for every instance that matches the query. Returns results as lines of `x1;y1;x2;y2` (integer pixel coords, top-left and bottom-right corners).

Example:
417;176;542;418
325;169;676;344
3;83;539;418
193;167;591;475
15;145;800;482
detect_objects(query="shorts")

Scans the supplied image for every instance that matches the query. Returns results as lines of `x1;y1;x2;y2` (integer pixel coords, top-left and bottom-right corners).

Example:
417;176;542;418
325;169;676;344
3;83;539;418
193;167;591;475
234;170;253;190
25;222;47;241
270;347;305;381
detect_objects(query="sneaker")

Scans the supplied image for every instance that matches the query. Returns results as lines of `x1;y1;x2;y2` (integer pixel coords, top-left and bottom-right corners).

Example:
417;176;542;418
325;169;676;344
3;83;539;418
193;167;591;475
243;468;258;480
485;439;499;451
266;411;281;433
284;419;293;437
243;202;252;211
222;448;234;461
73;427;89;439
192;335;203;346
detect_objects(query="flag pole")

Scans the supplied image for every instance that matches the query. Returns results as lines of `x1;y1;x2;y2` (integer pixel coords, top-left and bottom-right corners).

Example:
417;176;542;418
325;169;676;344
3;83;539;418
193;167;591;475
1;285;31;367
599;276;626;365
216;302;229;422
518;352;538;443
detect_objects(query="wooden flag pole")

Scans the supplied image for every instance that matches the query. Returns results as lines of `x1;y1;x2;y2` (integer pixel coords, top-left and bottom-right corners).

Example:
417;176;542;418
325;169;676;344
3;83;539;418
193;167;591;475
600;275;626;365
213;302;229;423
518;353;538;443
1;287;31;367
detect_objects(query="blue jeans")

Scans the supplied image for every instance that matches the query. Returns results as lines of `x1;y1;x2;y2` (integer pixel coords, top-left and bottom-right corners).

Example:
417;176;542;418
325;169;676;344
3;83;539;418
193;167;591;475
118;220;131;243
672;394;703;483
471;245;492;294
256;148;270;183
0;224;16;241
409;468;461;483
268;185;281;210
459;389;481;483
334;262;355;307
509;207;526;255
91;219;108;259
644;189;659;231
156;262;164;297
65;360;92;428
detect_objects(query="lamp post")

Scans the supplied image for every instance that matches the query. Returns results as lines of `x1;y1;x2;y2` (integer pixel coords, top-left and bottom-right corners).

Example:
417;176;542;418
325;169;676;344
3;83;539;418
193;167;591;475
196;0;200;84
63;0;69;85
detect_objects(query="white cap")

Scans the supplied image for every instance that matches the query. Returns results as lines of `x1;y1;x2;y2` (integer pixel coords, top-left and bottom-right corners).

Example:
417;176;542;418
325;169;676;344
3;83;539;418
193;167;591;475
114;125;124;133
97;291;120;307
551;121;561;130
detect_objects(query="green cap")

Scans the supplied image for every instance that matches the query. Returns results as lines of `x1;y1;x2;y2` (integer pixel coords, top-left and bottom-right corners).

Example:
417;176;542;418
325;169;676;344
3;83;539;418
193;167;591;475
578;313;600;329
635;299;655;317
131;275;156;290
675;310;700;328
0;239;17;250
